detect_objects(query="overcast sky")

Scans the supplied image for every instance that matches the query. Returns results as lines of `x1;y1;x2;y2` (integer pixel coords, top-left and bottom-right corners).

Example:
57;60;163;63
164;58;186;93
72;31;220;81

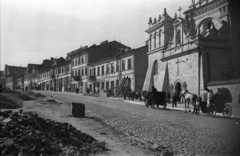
0;0;189;70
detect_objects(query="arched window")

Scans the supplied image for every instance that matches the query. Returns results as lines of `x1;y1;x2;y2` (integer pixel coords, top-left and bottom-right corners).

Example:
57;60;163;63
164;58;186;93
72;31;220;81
153;60;158;75
159;30;162;46
176;30;181;45
149;34;152;50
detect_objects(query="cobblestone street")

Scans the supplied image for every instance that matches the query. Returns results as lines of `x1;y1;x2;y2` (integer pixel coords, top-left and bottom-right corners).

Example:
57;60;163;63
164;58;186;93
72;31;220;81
38;91;240;156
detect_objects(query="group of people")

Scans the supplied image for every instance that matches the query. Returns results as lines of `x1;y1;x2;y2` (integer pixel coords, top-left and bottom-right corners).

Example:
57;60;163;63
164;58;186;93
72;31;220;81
149;85;219;109
200;86;215;110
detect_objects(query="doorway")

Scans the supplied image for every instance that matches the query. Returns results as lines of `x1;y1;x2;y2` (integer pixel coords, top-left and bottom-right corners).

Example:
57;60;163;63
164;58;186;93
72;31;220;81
175;82;181;101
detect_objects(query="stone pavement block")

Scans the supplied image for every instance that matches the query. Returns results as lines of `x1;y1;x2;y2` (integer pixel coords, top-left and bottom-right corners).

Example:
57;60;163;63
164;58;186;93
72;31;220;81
150;143;160;151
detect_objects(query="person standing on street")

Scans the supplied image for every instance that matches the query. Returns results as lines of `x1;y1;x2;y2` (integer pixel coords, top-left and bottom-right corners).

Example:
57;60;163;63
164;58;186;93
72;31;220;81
172;93;177;107
207;89;214;108
201;86;209;111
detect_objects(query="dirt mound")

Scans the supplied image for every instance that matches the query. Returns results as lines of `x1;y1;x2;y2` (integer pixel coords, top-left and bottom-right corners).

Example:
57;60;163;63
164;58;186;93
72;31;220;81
0;110;106;156
0;93;23;109
3;88;21;94
34;93;45;97
17;94;35;101
24;90;35;95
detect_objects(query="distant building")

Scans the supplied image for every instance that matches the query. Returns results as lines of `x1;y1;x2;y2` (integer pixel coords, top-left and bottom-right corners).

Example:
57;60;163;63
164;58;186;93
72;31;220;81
68;40;128;93
53;58;71;92
4;65;26;89
88;45;148;96
38;57;66;91
24;64;40;90
38;58;53;90
0;71;5;89
15;75;24;90
68;46;89;93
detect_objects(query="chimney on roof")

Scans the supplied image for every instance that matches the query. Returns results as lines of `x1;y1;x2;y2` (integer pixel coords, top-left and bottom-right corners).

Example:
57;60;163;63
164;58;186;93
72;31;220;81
100;40;108;45
51;57;54;61
81;46;88;49
43;59;49;64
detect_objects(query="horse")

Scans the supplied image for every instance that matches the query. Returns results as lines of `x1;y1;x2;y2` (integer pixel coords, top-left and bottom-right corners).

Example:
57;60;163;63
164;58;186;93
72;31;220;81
180;90;199;113
141;91;152;107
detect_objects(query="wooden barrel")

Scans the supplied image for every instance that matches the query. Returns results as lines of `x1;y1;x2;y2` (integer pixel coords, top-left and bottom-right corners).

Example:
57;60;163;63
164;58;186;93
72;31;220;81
71;103;85;117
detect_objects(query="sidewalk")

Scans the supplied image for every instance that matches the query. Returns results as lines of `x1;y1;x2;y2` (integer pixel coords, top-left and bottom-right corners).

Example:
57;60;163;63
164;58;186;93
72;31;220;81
109;97;240;119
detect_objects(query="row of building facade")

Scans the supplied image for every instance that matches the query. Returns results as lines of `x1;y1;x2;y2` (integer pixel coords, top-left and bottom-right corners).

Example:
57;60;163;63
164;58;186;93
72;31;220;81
2;40;148;96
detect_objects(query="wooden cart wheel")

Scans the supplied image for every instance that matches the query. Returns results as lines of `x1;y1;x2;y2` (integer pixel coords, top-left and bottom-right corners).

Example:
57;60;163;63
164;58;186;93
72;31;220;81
223;104;232;118
207;103;216;116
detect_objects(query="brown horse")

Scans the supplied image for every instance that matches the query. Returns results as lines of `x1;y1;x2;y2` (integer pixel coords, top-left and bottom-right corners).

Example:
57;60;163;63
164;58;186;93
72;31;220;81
180;90;198;113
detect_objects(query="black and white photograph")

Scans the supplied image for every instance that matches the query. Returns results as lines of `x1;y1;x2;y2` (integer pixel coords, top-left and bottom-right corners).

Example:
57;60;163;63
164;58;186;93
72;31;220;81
1;0;240;155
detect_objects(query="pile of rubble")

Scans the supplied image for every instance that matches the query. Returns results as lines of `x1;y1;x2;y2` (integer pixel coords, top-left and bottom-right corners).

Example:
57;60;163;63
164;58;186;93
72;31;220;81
0;110;106;156
0;94;23;109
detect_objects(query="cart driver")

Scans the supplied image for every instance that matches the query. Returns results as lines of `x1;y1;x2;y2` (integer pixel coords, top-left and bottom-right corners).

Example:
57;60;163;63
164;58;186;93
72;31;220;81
149;86;157;105
201;86;208;109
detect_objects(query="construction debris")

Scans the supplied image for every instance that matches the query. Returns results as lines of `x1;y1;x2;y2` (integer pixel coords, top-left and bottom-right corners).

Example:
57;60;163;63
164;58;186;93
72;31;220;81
0;110;106;156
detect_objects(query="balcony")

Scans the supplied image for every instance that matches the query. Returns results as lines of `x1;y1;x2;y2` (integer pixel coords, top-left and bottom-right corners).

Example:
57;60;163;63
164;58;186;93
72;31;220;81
88;75;96;82
73;75;82;81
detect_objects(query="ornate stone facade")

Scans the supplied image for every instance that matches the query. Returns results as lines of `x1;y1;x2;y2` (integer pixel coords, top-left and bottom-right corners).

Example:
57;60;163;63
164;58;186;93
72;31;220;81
143;0;240;101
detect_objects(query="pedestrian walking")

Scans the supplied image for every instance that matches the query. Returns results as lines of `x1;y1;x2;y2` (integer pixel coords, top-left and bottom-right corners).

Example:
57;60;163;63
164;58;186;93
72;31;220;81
172;93;177;107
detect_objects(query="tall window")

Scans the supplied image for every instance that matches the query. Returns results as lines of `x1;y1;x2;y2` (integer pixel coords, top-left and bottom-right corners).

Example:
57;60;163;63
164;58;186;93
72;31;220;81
149;35;152;50
82;56;84;63
154;33;156;48
97;67;100;76
101;66;104;75
78;56;80;65
159;30;162;46
122;60;125;71
176;30;181;45
89;69;92;76
111;63;114;73
93;68;96;76
153;60;158;75
85;67;88;75
106;64;109;74
116;61;120;72
81;68;84;76
78;69;80;76
75;58;78;66
101;82;104;89
128;58;132;69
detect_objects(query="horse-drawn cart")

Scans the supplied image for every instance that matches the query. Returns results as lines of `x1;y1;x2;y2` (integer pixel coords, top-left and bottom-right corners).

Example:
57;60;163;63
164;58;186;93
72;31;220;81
143;91;167;109
196;88;232;118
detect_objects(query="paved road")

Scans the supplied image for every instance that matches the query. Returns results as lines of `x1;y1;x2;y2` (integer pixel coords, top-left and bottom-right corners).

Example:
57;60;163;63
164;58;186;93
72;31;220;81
37;91;240;156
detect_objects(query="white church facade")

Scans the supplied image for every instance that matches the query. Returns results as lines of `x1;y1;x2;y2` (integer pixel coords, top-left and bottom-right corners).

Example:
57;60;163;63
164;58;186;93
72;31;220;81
143;0;240;103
